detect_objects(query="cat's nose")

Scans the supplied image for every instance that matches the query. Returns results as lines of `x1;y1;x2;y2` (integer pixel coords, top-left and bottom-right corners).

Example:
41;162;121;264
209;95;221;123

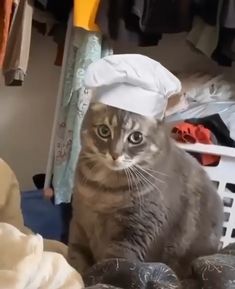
111;153;119;161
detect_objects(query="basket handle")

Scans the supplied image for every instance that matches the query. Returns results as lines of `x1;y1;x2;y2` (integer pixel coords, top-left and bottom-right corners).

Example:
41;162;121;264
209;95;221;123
176;142;235;158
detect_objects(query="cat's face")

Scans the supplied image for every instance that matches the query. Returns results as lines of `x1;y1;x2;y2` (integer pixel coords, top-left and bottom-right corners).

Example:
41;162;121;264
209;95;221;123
80;103;166;172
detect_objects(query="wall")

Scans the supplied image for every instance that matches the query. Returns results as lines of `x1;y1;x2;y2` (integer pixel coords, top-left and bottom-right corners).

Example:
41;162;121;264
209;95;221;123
0;30;234;191
0;29;60;191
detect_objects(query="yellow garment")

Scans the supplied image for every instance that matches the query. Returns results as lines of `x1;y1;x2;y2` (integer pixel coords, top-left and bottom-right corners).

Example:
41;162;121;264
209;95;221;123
73;0;100;31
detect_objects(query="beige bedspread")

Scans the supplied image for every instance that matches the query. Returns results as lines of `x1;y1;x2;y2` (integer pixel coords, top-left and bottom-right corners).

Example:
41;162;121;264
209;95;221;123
0;159;83;288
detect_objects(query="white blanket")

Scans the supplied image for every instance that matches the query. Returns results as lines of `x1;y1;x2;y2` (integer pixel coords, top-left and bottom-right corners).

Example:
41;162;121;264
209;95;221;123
0;223;84;289
0;158;68;257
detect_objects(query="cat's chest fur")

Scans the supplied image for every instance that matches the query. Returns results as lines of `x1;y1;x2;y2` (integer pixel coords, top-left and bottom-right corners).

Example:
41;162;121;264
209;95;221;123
75;192;123;260
74;172;177;261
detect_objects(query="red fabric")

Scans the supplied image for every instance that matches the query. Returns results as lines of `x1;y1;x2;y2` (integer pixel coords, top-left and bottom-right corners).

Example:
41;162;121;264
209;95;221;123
172;122;220;166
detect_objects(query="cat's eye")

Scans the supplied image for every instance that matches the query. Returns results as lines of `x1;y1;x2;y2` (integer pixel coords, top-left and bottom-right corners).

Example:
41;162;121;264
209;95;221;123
97;125;111;139
128;131;143;145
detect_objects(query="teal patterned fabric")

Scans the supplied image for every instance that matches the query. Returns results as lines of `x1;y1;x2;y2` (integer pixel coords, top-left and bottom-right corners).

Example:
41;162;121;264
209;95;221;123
53;28;113;204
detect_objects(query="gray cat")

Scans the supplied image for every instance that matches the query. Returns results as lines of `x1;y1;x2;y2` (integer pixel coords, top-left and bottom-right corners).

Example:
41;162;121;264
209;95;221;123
68;102;223;278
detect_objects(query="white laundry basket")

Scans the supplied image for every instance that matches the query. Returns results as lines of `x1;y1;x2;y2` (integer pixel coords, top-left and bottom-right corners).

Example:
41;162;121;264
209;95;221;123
178;143;235;248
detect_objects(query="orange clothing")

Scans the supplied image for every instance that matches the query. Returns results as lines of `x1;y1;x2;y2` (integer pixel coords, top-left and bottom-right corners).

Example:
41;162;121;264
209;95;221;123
73;0;100;31
0;0;13;68
172;122;219;166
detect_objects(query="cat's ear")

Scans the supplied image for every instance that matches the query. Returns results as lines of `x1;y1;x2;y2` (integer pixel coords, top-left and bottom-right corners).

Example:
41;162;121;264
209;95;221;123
150;117;163;127
156;119;164;126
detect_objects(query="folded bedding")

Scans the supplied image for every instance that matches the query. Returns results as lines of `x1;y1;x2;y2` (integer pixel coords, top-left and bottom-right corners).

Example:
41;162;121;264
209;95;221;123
0;222;84;289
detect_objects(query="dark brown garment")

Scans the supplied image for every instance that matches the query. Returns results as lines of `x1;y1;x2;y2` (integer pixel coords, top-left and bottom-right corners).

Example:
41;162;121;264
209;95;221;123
96;0;162;47
96;0;193;46
134;0;193;34
222;0;235;28
193;0;220;26
212;0;235;66
49;23;66;66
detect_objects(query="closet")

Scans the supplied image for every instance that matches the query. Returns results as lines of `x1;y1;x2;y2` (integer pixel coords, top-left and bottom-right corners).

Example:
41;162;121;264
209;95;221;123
1;0;235;246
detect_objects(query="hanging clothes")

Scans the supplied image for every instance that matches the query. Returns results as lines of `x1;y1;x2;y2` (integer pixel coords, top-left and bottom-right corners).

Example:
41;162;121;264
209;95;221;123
96;0;192;46
53;28;112;204
193;0;219;26
0;0;19;68
0;1;13;68
3;0;34;86
188;0;235;66
132;0;192;34
187;16;220;57
187;0;223;58
212;0;235;66
34;0;72;67
34;0;73;22
96;0;162;46
73;0;100;31
36;0;47;8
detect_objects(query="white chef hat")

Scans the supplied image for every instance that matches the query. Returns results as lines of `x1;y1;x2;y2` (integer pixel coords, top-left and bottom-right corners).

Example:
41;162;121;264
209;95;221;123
84;54;181;119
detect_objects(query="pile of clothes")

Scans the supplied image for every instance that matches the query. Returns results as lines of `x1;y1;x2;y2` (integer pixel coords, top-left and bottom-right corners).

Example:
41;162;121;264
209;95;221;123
167;99;235;163
168;101;235;198
171;113;235;166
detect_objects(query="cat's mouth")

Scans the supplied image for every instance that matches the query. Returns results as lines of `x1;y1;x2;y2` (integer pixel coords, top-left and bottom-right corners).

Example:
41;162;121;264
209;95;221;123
103;158;133;171
105;161;131;171
97;153;134;171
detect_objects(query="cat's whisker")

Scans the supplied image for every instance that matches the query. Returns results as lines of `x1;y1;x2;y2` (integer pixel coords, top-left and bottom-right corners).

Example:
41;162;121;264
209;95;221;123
135;165;166;184
130;169;153;209
131;167;151;192
137;165;168;177
128;168;143;214
124;168;132;193
128;169;135;193
132;166;162;196
127;167;136;193
140;167;168;177
130;167;147;191
128;169;135;191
